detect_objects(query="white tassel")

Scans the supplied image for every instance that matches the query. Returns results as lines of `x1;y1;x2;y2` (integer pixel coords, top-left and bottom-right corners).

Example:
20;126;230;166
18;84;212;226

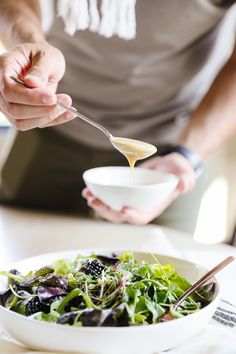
57;0;78;35
57;0;70;18
77;0;90;30
89;0;100;32
99;0;118;38
57;0;137;40
117;0;136;40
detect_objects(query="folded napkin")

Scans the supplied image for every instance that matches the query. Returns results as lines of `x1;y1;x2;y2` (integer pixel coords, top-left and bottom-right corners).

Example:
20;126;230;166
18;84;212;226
210;299;236;332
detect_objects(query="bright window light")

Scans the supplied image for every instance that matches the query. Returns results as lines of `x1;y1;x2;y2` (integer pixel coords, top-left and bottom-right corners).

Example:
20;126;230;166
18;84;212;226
194;177;228;244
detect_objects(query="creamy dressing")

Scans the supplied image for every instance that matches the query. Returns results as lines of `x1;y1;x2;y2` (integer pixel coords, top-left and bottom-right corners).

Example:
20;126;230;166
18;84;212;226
110;136;157;171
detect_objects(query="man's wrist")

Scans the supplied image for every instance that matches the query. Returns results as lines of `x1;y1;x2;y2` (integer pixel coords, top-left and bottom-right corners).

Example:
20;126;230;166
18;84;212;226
10;20;46;46
158;145;203;177
23;32;47;45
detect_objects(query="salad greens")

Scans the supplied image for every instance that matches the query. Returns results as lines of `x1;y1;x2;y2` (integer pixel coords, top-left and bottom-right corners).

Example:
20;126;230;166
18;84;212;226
0;252;214;327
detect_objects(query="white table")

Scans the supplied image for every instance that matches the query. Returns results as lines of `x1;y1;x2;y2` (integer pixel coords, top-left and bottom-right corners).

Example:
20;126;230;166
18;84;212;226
0;206;236;353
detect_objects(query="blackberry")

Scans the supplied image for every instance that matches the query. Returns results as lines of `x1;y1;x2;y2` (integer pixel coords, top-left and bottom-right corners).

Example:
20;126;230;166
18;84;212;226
25;296;43;316
41;295;66;314
80;259;105;277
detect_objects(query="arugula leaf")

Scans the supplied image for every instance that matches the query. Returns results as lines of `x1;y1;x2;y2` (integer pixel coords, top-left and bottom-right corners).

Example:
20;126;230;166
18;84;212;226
53;259;72;275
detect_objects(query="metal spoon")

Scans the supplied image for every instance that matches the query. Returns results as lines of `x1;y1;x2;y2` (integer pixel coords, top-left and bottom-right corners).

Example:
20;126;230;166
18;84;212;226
160;256;235;322
10;76;157;163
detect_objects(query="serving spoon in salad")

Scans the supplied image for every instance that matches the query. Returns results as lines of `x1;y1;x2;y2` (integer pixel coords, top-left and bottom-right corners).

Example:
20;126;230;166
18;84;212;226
10;76;157;168
160;255;235;322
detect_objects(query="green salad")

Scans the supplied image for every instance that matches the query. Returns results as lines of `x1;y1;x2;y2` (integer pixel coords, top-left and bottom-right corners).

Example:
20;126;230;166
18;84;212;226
0;252;214;327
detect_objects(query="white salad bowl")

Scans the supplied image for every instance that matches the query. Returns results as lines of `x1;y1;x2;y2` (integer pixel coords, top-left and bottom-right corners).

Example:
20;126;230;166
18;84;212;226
83;166;179;212
0;250;220;354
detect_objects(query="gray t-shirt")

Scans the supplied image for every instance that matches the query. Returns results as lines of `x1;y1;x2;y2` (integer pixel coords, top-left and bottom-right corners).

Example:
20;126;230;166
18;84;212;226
47;1;236;149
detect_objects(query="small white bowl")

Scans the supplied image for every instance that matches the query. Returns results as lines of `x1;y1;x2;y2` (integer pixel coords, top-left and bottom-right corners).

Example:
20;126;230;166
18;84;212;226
0;250;220;354
83;166;179;212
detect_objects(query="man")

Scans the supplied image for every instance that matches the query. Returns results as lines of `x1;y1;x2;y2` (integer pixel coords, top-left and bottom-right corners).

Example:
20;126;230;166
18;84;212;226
0;0;235;234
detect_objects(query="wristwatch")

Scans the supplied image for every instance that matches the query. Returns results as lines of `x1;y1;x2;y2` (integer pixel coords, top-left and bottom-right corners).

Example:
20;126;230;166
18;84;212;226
158;145;203;177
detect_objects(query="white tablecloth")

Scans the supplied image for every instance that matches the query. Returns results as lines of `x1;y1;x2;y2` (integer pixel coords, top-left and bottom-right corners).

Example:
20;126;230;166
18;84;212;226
0;207;236;353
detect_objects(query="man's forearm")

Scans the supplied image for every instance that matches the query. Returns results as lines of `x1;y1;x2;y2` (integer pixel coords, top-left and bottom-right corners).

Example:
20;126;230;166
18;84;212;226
176;50;236;160
0;0;46;48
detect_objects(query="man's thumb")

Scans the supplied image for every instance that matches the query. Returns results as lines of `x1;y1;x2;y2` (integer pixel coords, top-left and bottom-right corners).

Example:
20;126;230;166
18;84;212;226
23;51;51;88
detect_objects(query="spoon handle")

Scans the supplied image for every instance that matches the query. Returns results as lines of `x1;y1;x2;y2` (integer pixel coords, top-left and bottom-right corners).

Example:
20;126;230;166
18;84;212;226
173;256;235;311
10;76;111;139
57;102;111;139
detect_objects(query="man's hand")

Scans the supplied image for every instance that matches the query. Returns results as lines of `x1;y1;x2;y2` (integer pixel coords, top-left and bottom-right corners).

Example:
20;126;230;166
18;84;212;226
0;42;76;130
82;153;197;225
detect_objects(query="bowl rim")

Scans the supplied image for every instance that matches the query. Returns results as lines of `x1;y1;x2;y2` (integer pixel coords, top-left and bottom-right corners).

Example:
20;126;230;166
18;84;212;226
83;166;179;189
0;249;221;332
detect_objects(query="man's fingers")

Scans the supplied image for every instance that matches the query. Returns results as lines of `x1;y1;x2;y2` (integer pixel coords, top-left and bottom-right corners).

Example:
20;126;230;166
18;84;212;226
23;50;54;88
6;107;70;131
40;110;76;128
54;94;76;124
87;197;109;212
177;173;196;193
0;43;67;129
0;94;71;119
87;197;126;223
82;186;178;225
121;208;152;225
0;93;74;130
81;188;93;199
139;158;158;169
10;112;65;131
122;188;179;225
1;77;56;105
